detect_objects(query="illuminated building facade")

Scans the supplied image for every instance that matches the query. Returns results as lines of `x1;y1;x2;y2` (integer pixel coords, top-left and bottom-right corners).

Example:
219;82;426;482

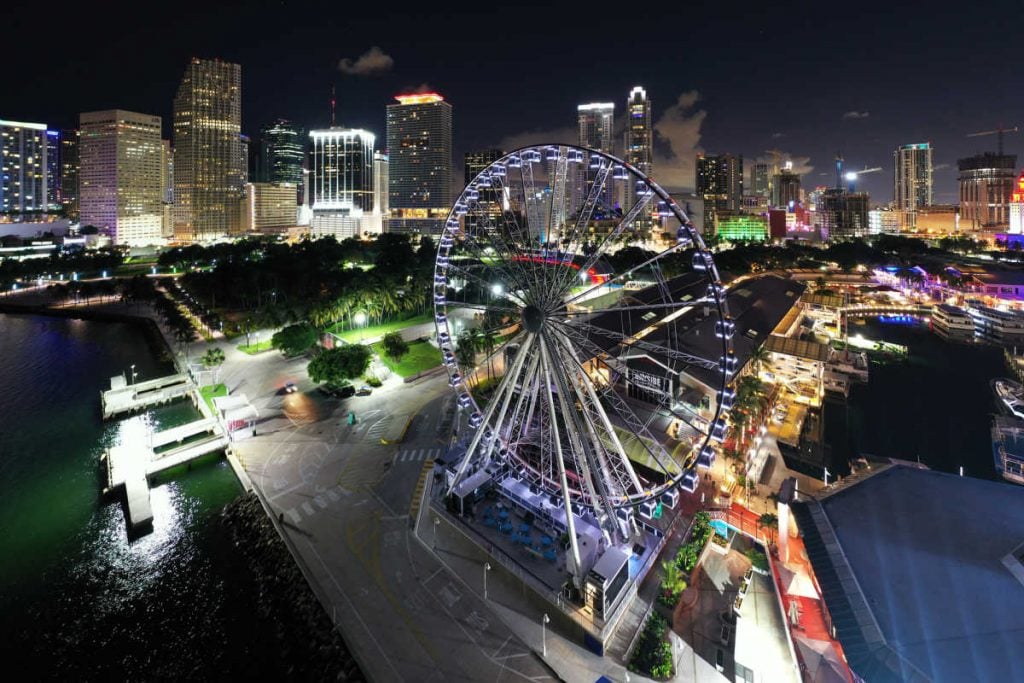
894;142;933;230
715;213;768;241
242;182;297;232
260;118;305;189
60;129;79;221
958;152;1017;231
464;148;503;228
815;189;869;240
45;130;61;209
869;209;902;235
624;87;653;221
386;92;452;234
172;58;244;241
79;109;164;245
309;128;379;238
1009;171;1024;234
0;119;48;214
373;151;388;216
751;162;770;197
578;102;614;152
696;153;743;234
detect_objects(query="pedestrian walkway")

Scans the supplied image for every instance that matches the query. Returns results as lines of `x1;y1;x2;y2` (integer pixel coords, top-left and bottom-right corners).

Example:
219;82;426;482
335;456;385;492
283;483;351;524
394;447;442;464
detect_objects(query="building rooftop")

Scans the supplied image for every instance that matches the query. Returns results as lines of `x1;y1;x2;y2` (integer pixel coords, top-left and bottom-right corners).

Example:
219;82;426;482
801;291;846;309
791;464;1024;683
764;334;831;362
972;270;1024;287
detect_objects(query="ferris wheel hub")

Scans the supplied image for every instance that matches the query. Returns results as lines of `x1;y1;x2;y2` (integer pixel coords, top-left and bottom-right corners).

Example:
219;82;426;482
522;304;546;333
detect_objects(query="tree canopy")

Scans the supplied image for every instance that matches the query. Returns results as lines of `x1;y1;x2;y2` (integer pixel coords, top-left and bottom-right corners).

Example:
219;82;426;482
307;345;372;386
380;332;409;363
271;323;318;357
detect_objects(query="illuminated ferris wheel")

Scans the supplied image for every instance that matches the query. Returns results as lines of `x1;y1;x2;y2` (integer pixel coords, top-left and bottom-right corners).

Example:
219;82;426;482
433;144;733;544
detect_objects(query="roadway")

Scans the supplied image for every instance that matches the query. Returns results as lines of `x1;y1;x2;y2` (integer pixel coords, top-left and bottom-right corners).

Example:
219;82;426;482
219;341;558;682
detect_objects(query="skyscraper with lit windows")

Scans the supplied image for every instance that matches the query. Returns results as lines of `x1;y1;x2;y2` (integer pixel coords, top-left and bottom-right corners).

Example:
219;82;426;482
386;92;452;234
79;109;164;245
0;119;48;214
894;142;933;229
309;127;379;238
172;58;244;241
624;87;652;221
696;153;743;234
577;102;614;152
61;129;80;220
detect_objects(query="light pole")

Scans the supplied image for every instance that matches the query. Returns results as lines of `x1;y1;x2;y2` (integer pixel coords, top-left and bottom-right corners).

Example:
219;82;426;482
354;312;367;343
130;364;137;385
541;613;550;656
433;517;440;550
483;562;491;599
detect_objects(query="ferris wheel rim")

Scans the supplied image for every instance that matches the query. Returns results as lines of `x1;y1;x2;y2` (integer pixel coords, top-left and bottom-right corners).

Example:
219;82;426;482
433;143;734;511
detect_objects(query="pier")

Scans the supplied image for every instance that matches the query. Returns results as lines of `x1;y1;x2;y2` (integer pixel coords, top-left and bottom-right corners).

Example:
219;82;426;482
103;418;229;530
101;373;193;419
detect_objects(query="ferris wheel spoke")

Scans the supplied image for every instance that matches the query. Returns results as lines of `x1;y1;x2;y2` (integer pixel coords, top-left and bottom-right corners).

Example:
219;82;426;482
552;298;715;322
551;315;721;371
562;237;696;308
572;188;657;285
456;227;533;294
442;299;520;315
442;260;519;300
551;161;613;296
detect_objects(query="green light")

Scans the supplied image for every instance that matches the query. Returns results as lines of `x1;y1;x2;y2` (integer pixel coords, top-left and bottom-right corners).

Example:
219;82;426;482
716;215;768;241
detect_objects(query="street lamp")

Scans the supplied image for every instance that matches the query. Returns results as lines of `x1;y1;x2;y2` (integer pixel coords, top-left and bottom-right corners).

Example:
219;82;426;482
484;562;491;600
130;364;137;385
490;283;503;297
354;312;367;342
541;613;550;656
433;517;440;550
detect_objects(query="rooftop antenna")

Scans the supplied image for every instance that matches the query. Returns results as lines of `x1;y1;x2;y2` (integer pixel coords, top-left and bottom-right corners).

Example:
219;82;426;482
330;84;336;128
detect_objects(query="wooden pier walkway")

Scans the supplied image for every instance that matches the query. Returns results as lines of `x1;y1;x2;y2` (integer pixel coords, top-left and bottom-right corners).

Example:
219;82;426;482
101;373;193;419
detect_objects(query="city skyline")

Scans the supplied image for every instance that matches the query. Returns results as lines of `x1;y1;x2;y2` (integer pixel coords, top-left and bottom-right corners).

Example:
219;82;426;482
3;2;1022;204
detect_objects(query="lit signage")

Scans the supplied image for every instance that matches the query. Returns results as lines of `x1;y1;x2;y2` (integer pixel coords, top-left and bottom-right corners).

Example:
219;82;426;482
1013;171;1024;203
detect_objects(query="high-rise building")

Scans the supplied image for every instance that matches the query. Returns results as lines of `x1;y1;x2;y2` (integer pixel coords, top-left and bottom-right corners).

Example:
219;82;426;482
242;182;298;233
696;153;743;234
386;92;453;234
60;129;80;221
815;188;869;240
260;119;305;188
309;127;378;238
239;134;250;183
79;109;164;245
373;151;389;216
958;152;1017;231
172;57;244;241
772;170;801;208
45;129;61;209
751;162;770;197
464;148;503;226
894;143;933;229
161;140;173;236
1009;171;1024;235
624;87;653;220
0;119;48;214
578;102;614;152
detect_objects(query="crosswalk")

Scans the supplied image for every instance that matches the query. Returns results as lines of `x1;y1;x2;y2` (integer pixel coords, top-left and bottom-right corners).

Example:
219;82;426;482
284;483;350;524
394;447;442;464
365;416;393;440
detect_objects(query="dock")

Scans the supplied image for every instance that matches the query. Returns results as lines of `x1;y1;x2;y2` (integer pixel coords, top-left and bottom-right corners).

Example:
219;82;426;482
103;417;228;531
101;373;193;419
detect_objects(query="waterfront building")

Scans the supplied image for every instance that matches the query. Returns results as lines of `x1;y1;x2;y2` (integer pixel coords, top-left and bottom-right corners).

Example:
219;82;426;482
0;119;48;214
260;118;305;189
79;110;164;246
60;129;79;221
241;182;298;233
815;188;869;240
624;87;653;219
893;143;933;230
386;92;452;234
715;213;767;241
696;153;743;235
308;127;379;238
787;463;1024;682
45;129;61;209
958;152;1016;232
173;58;245;242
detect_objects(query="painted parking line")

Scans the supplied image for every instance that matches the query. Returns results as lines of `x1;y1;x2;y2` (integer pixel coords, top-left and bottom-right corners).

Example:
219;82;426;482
302;501;315;516
327;488;340;502
287;508;301;524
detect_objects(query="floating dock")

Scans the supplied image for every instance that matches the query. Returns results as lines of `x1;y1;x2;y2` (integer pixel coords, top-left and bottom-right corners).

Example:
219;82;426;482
101;373;193;419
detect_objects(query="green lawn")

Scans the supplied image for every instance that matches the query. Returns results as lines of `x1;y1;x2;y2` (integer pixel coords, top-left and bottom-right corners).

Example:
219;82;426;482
199;383;227;413
372;339;442;378
608;426;684;476
329;313;433;344
238;339;274;355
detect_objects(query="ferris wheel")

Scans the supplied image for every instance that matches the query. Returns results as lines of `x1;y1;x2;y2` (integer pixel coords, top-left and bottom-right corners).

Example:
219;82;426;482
433;144;733;544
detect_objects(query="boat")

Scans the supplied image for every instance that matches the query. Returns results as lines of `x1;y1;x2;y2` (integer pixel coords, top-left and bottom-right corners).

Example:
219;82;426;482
930;303;975;342
991;415;1024;486
968;306;1024;346
993;378;1024;420
827;348;869;383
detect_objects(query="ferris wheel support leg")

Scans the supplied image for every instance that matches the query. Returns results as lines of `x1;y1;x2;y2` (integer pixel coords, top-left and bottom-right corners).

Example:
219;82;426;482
482;340;538;471
445;334;535;497
540;339;584;587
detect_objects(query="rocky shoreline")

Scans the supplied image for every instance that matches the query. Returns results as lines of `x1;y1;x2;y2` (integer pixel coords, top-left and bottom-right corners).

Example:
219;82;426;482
219;494;365;681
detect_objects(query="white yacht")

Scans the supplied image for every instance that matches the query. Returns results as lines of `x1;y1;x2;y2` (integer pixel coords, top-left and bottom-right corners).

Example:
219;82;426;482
931;304;974;338
993;378;1024;420
968;306;1024;345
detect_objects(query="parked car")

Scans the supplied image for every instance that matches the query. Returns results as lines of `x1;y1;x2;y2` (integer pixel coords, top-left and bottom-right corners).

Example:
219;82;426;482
284;381;297;394
329;384;355;398
356;385;372;396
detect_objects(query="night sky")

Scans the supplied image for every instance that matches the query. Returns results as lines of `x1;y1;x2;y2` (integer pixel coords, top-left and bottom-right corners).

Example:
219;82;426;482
5;0;1023;202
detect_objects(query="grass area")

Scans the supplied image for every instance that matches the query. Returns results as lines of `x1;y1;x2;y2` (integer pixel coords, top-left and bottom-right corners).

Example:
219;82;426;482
609;426;683;476
199;383;227;413
371;339;442;378
329;313;433;343
238;339;274;355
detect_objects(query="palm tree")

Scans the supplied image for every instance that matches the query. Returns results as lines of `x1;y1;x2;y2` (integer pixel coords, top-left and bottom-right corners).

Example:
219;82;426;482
455;331;479;388
757;512;779;545
200;346;226;383
748;345;770;378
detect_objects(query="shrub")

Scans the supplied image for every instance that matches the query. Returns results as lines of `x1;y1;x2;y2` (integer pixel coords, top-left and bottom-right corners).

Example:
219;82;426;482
628;612;674;678
365;376;383;387
745;547;769;572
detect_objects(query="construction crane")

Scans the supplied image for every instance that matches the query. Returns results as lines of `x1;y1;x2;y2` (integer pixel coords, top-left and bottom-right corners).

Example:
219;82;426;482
843;167;882;192
967;125;1019;156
